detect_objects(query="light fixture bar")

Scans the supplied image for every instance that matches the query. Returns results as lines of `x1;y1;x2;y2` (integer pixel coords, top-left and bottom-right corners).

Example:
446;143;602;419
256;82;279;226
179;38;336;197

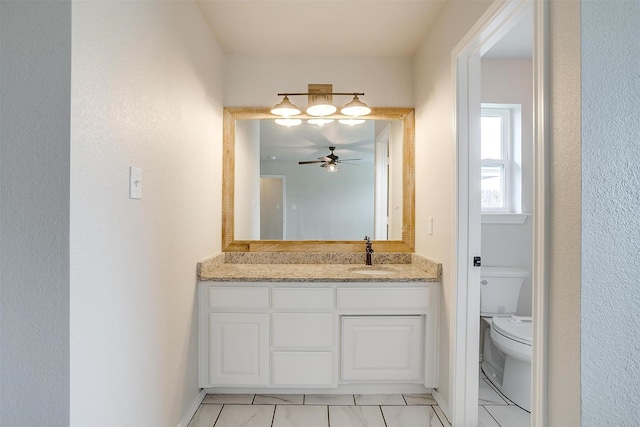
277;92;365;97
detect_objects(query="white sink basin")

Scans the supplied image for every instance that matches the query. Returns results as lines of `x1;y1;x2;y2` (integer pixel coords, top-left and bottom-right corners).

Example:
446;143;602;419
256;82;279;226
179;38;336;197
350;268;395;276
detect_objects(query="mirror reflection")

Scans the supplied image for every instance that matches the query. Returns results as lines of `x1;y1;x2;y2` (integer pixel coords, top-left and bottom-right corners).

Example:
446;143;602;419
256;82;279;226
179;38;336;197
234;119;404;241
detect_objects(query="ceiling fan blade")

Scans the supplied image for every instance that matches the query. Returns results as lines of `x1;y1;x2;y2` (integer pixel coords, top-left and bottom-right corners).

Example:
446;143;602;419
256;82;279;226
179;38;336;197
337;158;362;162
339;162;360;166
317;156;331;161
298;160;324;164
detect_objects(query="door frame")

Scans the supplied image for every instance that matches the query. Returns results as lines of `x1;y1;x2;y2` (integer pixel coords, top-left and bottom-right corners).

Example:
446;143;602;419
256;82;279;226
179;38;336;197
451;0;549;425
260;175;287;240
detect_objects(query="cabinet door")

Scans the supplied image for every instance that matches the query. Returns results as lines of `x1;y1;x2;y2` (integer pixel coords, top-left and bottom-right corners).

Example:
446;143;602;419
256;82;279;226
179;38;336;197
209;313;269;386
272;352;334;387
342;316;423;382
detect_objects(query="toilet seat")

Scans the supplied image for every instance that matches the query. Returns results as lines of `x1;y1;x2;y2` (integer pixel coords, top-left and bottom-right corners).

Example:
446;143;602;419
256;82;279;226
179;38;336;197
491;316;532;346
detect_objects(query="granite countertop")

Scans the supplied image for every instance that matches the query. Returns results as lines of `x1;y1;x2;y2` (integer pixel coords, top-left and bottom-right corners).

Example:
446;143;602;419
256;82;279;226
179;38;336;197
197;253;441;283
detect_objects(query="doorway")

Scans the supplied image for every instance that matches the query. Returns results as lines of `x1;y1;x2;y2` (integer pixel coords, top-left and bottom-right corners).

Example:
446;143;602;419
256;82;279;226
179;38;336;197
452;0;548;426
260;175;286;240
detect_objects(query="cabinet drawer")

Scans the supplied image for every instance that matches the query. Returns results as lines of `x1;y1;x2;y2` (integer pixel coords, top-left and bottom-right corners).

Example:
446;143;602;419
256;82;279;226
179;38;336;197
272;313;333;348
208;287;269;310
272;287;333;309
337;287;430;310
272;352;333;386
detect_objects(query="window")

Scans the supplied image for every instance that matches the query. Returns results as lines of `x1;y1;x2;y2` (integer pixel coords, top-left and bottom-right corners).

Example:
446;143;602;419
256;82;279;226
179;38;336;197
481;104;521;213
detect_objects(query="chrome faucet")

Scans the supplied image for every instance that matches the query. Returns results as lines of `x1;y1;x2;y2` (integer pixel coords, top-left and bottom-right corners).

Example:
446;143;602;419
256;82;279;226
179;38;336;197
364;236;373;265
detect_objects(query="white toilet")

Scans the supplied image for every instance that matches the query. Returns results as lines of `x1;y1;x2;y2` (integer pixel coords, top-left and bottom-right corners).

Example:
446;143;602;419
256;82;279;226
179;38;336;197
480;266;532;412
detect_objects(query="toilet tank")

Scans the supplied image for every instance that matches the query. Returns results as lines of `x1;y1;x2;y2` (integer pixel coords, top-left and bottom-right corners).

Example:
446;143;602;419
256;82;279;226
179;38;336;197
480;267;529;316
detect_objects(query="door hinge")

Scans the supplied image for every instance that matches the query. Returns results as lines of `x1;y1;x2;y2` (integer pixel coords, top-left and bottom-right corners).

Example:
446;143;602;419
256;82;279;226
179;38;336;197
473;256;482;267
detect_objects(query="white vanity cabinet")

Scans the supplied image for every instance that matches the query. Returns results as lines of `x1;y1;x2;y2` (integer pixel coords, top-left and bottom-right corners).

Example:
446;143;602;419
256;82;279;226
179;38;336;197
271;287;335;387
202;287;270;386
341;316;423;382
198;281;439;391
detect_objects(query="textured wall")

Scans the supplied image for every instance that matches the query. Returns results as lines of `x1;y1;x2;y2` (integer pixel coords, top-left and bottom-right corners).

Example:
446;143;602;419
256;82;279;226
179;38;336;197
0;1;71;425
70;2;224;425
582;1;640;424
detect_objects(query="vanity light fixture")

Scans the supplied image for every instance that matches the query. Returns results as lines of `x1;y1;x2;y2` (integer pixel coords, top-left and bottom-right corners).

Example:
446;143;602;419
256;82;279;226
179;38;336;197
272;84;371;126
341;95;371;116
308;118;334;127
270;95;301;116
339;118;366;127
275;118;302;127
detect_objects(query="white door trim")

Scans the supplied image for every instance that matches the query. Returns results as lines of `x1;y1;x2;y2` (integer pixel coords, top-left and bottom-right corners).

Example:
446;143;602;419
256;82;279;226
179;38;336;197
451;0;548;426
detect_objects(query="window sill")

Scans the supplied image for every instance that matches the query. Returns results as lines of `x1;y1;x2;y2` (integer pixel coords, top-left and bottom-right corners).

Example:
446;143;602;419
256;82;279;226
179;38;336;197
481;213;530;225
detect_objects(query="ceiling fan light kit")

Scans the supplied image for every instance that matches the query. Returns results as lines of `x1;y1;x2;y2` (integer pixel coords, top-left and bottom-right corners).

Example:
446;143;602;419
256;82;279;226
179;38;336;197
298;146;362;173
324;162;339;173
272;84;371;126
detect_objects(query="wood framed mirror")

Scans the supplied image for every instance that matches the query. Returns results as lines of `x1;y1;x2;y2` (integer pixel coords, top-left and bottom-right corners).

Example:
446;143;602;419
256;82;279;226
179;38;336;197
222;107;415;252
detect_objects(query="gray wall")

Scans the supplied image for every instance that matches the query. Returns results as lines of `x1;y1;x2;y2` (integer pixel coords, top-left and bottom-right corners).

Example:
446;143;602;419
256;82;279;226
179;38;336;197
0;1;71;425
582;1;640;424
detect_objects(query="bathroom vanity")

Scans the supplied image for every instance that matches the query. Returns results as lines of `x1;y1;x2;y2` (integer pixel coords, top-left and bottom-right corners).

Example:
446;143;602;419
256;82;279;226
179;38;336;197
197;256;441;394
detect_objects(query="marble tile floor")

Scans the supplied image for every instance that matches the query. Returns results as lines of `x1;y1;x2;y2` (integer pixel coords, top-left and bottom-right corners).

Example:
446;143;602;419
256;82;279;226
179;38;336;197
188;387;530;427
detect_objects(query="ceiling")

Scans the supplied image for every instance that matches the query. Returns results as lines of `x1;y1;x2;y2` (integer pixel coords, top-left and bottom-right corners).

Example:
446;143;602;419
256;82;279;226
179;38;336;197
196;1;448;57
483;9;533;58
259;119;378;163
197;0;531;61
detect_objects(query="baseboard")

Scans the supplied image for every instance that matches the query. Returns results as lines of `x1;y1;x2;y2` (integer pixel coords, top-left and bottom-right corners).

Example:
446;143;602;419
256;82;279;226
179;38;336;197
204;383;430;395
432;389;451;425
177;389;207;427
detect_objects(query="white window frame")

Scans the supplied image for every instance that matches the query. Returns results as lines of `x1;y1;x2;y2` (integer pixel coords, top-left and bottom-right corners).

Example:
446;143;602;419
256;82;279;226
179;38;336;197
481;104;521;214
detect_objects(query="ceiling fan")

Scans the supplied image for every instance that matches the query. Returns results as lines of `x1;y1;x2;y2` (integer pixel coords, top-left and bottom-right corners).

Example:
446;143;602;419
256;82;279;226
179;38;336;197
298;146;361;172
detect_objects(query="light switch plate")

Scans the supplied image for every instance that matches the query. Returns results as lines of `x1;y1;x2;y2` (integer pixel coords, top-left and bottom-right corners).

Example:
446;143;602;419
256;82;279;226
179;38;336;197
129;167;142;199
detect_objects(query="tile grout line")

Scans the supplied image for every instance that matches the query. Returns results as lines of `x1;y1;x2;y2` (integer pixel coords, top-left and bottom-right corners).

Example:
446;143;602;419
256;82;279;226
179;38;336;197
270;405;277;427
212;404;224;427
327;405;330;427
378;405;388;427
482;378;512;405
433;405;450;427
481;405;503;427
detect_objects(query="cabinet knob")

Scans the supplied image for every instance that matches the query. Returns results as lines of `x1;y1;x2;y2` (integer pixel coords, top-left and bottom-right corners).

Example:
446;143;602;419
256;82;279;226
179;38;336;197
481;280;488;285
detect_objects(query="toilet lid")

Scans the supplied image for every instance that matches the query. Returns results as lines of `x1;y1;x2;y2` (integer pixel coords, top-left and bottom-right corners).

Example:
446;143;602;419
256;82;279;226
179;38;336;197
492;316;532;345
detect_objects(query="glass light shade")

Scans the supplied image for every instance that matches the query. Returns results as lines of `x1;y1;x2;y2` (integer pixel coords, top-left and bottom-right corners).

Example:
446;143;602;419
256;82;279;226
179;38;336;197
340;95;371;116
324;162;339;173
306;103;337;117
308;118;334;127
271;96;301;116
275;118;302;127
338;118;366;127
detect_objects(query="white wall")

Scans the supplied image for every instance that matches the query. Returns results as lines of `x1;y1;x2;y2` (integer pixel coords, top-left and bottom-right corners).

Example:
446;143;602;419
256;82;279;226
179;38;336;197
413;0;493;413
480;58;533;315
224;56;413;108
261;161;375;240
70;2;224;425
0;1;71;425
388;120;405;241
548;0;582;424
582;1;640;424
235;120;261;240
